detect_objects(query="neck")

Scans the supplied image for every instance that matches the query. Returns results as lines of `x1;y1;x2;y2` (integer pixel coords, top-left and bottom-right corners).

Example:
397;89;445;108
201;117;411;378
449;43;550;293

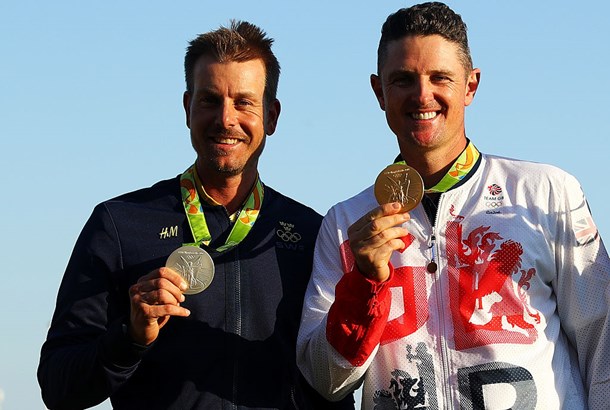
196;164;257;215
400;138;467;188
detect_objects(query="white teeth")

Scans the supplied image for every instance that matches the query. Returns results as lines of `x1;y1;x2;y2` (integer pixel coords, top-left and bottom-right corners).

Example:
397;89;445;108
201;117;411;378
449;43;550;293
411;112;437;120
215;138;239;144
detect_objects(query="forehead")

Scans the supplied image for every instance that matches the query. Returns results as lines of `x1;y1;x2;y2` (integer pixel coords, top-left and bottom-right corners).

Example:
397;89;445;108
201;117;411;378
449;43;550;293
381;34;466;76
192;55;267;92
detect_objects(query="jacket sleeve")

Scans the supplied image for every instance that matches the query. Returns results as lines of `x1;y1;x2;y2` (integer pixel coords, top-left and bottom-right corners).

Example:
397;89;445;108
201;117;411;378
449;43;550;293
553;173;610;408
296;206;392;401
37;204;148;410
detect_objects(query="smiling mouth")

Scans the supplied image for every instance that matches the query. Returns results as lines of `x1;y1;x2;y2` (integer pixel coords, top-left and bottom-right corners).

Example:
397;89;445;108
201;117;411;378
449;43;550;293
411;112;438;120
213;137;241;145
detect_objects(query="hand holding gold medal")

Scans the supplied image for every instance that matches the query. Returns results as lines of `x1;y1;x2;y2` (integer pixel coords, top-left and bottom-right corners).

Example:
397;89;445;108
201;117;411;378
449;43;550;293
374;163;439;274
345;163;424;283
165;246;215;295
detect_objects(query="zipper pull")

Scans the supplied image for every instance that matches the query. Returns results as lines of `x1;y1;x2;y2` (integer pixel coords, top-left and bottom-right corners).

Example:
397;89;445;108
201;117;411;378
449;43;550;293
427;232;438;274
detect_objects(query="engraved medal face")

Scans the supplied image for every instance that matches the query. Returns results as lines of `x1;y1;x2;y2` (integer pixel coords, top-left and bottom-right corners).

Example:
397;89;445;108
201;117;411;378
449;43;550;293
374;164;424;212
165;246;215;295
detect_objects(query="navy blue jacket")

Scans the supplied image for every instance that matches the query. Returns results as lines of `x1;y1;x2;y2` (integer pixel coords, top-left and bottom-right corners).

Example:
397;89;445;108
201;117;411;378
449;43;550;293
38;176;354;410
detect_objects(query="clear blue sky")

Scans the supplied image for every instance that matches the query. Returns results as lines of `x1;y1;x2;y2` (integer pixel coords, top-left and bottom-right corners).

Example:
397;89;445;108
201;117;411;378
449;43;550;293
1;1;609;409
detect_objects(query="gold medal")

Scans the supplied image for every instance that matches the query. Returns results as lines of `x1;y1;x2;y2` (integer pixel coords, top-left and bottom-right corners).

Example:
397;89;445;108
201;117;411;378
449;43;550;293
374;164;424;212
166;246;215;295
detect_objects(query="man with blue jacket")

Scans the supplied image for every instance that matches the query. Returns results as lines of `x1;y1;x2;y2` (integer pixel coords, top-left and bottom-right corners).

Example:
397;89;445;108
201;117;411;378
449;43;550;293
39;21;353;410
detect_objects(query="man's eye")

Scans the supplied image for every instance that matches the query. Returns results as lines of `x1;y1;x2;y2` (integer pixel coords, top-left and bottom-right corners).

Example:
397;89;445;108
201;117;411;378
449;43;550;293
236;100;252;106
432;75;450;82
199;96;218;105
393;77;412;87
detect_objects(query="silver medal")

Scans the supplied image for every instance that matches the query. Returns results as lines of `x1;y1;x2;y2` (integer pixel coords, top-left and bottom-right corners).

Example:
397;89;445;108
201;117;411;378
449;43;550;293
165;246;215;295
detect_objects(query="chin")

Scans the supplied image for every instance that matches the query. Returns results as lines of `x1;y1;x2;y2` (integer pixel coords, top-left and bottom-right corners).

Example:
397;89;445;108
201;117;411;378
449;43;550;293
410;131;443;146
214;164;244;176
197;158;243;177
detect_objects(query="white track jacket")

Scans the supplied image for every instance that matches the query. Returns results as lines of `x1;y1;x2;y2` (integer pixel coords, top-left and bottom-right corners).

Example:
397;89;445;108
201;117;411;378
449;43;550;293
297;153;610;409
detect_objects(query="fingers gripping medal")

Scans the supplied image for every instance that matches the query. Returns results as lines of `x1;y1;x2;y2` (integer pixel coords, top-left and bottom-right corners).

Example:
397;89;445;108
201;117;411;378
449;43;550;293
374;164;424;212
166;246;215;295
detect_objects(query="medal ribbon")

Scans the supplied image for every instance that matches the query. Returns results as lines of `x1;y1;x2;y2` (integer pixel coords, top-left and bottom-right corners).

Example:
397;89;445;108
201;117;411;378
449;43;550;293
397;141;480;193
180;165;263;251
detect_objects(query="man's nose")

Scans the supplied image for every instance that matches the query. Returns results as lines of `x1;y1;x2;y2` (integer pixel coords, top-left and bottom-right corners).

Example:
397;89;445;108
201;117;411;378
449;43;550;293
216;100;238;128
413;78;434;106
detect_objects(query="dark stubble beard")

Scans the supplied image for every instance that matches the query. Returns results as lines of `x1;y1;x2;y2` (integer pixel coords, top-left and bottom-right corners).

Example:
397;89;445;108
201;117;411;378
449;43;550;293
196;135;266;178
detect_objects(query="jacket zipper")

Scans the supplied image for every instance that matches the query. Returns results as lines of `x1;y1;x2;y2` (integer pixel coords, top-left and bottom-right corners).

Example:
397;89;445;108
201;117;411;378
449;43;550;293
230;250;241;410
428;198;454;408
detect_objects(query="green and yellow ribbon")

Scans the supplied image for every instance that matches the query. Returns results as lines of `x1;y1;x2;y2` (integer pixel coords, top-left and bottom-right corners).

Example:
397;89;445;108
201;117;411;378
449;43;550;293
397;141;480;194
180;165;263;251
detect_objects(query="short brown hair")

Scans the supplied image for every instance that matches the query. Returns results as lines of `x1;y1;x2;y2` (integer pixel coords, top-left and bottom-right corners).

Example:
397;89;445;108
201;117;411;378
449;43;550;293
377;2;473;75
184;20;281;105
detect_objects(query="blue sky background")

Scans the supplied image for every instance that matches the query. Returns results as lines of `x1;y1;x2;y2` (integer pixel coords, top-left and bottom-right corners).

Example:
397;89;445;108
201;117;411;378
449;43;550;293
1;1;609;409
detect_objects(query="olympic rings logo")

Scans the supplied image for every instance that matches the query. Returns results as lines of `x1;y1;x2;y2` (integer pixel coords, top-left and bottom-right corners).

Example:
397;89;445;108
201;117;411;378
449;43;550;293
276;229;302;243
485;202;502;208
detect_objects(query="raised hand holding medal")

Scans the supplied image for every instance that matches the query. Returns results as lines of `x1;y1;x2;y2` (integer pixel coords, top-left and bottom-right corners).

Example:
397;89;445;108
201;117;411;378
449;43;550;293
375;162;445;274
345;163;424;283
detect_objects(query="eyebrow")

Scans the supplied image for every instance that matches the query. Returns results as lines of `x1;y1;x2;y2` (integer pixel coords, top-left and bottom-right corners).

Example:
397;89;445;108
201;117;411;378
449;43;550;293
234;91;260;100
386;68;458;81
430;69;456;77
195;87;261;101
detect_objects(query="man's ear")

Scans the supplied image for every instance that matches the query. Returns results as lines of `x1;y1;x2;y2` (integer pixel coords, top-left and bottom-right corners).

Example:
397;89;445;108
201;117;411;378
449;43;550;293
183;91;192;128
370;74;386;111
265;98;281;136
464;68;481;106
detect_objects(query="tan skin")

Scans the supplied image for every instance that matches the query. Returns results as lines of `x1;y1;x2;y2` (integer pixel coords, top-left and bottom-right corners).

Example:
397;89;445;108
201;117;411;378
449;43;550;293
185;56;280;215
128;268;189;346
349;35;480;283
128;57;280;346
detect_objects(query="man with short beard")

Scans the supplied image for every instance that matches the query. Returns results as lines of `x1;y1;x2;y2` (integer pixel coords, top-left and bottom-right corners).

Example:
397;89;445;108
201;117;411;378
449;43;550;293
38;21;353;410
